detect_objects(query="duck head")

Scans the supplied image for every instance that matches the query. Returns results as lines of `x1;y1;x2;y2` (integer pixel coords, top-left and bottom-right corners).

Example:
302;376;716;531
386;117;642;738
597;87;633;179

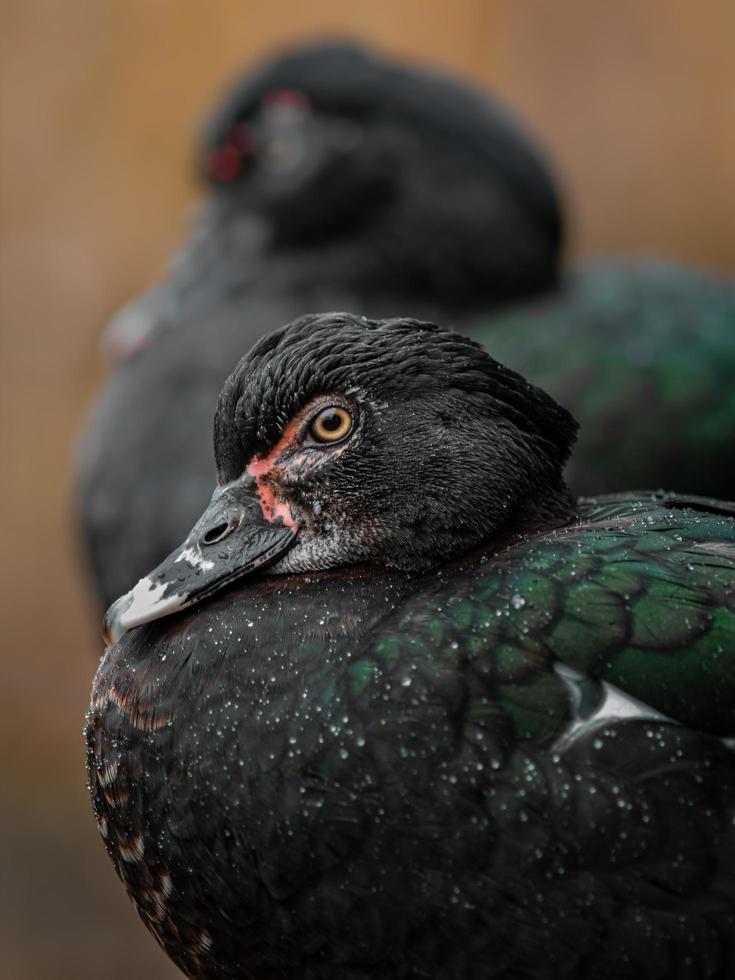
204;80;380;245
103;313;577;644
201;40;560;250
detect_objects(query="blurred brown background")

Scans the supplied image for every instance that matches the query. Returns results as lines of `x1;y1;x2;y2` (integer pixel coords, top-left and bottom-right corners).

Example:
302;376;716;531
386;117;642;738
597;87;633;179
1;1;733;977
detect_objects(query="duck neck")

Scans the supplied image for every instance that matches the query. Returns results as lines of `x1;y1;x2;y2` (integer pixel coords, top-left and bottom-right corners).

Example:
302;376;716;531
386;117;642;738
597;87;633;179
505;476;576;539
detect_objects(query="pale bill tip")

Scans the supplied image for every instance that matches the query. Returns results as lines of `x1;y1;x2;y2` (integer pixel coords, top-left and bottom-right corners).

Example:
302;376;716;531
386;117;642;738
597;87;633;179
103;576;185;646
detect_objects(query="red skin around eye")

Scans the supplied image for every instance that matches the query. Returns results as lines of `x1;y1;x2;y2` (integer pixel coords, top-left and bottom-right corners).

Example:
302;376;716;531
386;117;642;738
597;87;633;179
246;417;302;529
208;144;242;182
262;89;311;110
208;124;254;182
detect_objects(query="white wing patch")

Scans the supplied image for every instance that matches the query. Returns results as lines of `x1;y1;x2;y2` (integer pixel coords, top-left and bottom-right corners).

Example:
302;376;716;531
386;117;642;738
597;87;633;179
553;662;671;751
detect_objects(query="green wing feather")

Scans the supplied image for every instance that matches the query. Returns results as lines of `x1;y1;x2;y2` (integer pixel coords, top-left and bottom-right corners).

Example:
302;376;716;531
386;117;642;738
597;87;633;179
469;261;735;497
354;493;735;743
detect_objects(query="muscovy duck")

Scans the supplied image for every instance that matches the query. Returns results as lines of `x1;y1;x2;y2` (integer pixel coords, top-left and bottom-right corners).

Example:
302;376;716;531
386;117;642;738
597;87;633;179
88;313;735;980
77;40;735;611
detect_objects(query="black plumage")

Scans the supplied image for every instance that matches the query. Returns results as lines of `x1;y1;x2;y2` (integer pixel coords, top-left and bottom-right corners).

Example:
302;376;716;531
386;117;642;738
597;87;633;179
88;314;735;980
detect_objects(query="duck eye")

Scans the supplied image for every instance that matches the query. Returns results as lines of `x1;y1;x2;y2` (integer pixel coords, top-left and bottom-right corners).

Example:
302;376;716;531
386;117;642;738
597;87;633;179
308;406;353;444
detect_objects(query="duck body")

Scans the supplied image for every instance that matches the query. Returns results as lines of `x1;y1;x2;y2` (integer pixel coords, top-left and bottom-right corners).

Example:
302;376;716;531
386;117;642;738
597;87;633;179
87;492;735;980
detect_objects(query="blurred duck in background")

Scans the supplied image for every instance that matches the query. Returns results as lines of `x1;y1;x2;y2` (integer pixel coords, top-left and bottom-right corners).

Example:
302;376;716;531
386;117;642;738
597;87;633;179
77;39;735;609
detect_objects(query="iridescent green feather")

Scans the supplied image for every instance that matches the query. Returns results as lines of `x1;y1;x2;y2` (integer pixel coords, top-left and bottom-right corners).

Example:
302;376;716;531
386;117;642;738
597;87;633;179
354;493;735;743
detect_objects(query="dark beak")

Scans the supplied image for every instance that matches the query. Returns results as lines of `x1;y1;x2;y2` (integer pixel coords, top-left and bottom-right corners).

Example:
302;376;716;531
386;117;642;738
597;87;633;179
102;479;298;645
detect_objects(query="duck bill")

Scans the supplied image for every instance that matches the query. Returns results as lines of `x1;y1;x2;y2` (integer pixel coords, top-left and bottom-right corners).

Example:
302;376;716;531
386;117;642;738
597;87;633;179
102;481;298;645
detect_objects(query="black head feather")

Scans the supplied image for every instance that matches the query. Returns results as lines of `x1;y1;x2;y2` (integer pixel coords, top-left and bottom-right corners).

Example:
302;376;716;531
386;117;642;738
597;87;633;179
214;313;577;571
202;40;562;253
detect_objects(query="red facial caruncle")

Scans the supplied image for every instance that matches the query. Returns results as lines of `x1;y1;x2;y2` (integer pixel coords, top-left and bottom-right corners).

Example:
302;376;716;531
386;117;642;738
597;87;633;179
261;89;312;111
208;122;255;183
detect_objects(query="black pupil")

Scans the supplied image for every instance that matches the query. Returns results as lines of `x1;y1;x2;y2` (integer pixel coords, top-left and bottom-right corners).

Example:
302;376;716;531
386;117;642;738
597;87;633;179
321;411;343;432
